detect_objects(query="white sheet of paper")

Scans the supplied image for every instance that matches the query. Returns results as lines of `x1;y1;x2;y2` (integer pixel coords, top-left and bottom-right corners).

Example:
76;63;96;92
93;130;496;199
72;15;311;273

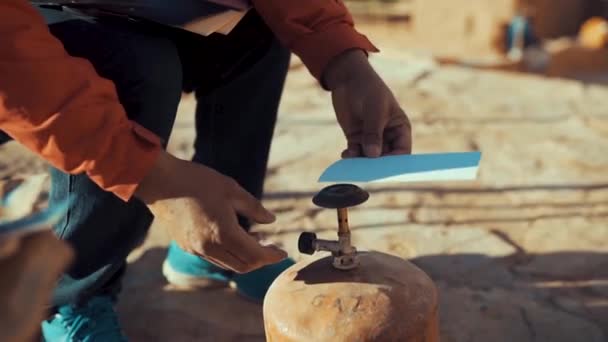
182;9;248;36
216;10;248;34
318;152;481;183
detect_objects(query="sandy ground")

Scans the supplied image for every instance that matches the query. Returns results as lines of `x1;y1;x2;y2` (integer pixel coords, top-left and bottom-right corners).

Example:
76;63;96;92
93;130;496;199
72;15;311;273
1;22;607;342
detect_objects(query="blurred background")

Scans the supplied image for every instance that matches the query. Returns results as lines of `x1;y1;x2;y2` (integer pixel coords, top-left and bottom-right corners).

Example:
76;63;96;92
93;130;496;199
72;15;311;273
1;0;607;341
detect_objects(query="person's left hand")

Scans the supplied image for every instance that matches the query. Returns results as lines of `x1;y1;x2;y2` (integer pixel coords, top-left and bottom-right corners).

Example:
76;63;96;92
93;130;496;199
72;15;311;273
0;236;20;259
323;49;412;158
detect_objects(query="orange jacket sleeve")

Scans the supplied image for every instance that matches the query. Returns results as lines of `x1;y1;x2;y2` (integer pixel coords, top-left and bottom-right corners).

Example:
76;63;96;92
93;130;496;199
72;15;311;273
252;0;379;83
0;1;162;201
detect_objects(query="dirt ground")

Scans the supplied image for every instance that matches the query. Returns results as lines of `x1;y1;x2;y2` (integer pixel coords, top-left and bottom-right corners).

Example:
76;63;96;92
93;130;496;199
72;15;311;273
1;19;607;342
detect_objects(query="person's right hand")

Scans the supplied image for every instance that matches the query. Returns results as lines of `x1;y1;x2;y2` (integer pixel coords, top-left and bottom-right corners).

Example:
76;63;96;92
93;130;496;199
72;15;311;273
135;151;287;273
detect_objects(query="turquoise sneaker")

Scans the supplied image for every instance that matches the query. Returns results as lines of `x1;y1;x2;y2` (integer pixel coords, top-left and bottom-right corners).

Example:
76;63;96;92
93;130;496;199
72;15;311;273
41;296;128;342
162;240;295;303
162;240;233;288
231;257;295;302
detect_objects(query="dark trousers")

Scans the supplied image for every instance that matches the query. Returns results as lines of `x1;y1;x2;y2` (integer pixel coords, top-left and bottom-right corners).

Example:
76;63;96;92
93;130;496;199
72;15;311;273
39;12;290;307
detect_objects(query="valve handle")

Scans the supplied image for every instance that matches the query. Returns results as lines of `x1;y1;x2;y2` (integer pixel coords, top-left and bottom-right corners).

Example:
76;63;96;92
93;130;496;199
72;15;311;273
298;232;317;255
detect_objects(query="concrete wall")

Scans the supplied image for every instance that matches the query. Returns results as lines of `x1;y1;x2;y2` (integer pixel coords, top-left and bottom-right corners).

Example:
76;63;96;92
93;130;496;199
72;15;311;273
349;0;599;56
410;0;516;55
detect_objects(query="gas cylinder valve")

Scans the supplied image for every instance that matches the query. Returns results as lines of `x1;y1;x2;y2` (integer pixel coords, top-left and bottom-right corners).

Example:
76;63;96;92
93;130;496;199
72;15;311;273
297;184;369;270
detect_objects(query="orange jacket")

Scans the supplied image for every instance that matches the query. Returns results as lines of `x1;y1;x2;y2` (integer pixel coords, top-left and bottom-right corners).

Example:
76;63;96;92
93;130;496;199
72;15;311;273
0;0;377;201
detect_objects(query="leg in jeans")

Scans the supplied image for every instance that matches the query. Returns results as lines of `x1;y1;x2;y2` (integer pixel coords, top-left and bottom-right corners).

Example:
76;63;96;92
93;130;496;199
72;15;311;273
192;38;291;228
162;37;294;301
46;18;183;308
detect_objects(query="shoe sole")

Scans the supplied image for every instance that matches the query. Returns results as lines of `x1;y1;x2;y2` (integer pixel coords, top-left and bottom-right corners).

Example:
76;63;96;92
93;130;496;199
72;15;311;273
162;260;229;289
162;260;264;304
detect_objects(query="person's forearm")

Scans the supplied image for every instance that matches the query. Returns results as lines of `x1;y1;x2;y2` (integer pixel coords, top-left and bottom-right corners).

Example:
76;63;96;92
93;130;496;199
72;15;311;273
251;0;379;85
322;49;372;90
0;0;162;201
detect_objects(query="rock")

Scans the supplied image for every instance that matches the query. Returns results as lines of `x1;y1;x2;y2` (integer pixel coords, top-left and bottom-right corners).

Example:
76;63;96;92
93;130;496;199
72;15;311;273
369;54;437;85
439;287;605;342
514;222;608;279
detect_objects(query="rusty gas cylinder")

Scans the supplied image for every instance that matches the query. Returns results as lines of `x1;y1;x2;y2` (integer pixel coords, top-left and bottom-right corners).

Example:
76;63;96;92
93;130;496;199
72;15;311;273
263;184;439;342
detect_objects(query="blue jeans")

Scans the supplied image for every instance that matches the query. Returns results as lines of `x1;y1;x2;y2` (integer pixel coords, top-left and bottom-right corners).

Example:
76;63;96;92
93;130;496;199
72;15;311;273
44;11;290;307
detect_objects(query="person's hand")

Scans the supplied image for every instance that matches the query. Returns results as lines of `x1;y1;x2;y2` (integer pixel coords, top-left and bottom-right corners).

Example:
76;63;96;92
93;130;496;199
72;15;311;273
323;49;412;158
0;231;73;342
0;236;20;259
135;151;287;273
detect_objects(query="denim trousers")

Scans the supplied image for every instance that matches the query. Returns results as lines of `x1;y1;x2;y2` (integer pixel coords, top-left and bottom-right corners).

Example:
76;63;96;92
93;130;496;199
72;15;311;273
17;10;291;307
